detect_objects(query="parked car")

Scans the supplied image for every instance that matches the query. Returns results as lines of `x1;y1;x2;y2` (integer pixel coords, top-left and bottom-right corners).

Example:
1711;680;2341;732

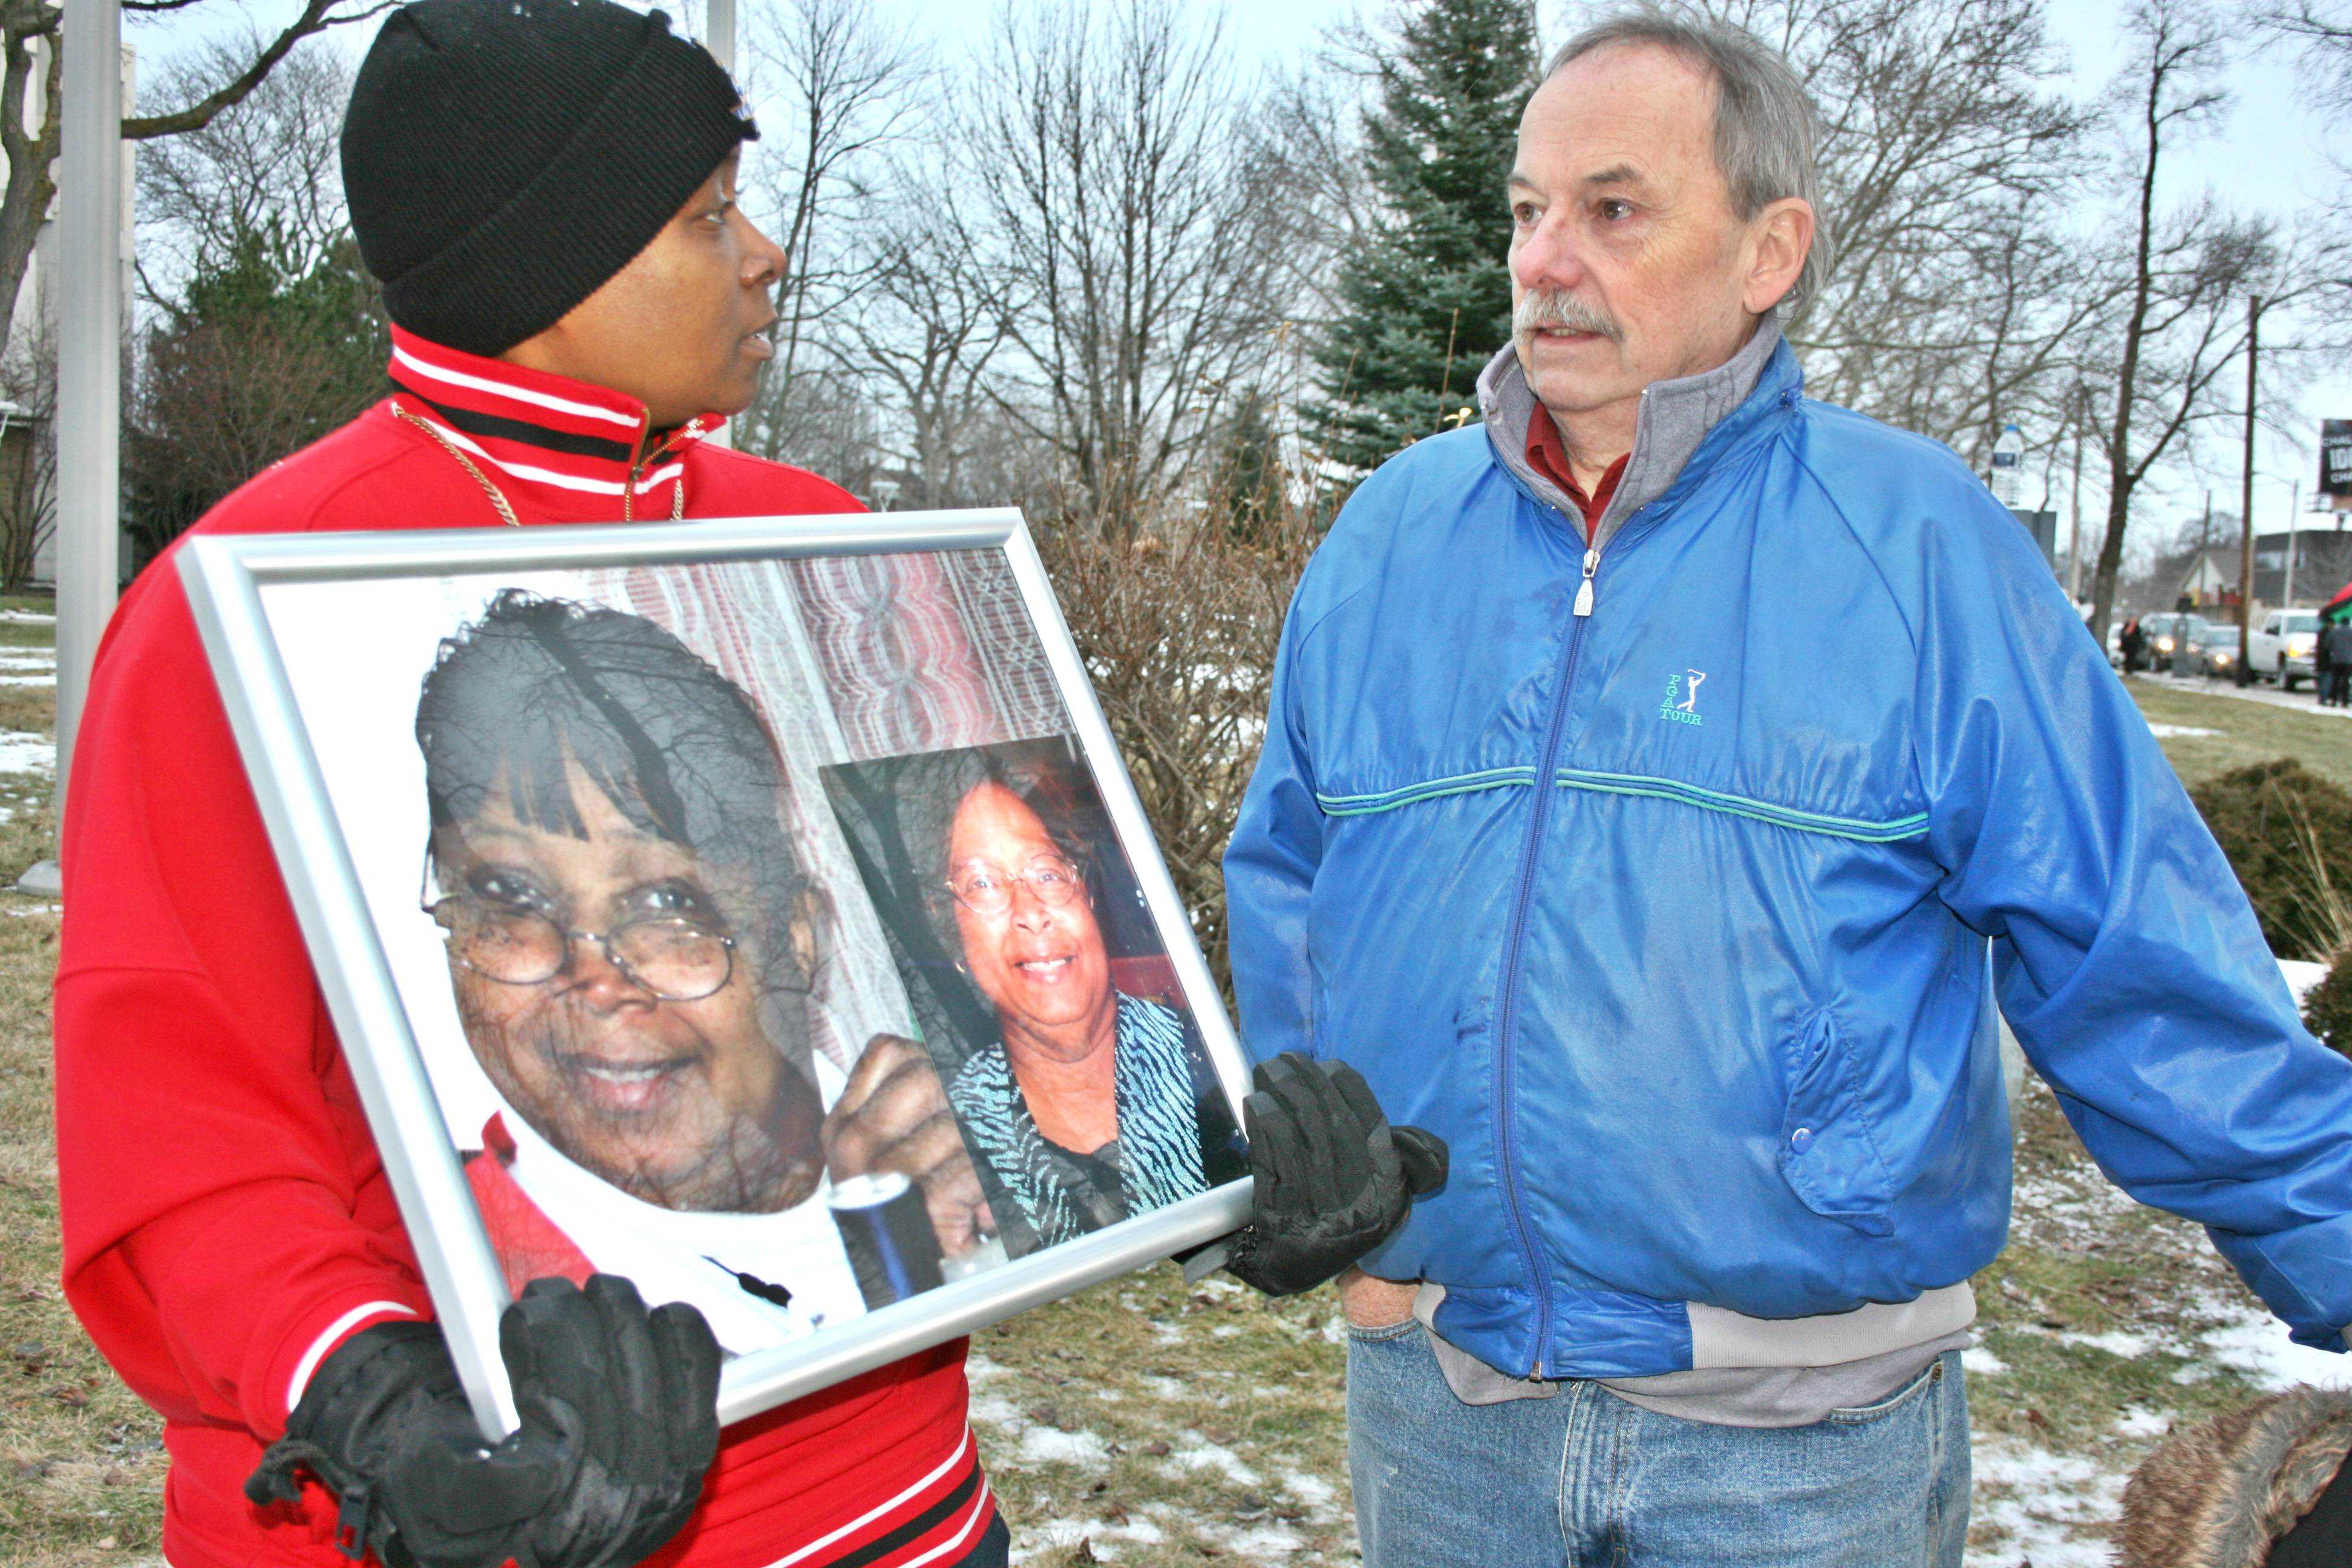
2183;621;2244;679
2139;612;2213;674
2249;609;2322;690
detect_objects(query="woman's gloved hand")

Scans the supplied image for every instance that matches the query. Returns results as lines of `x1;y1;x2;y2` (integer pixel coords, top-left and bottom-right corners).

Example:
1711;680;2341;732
1225;1052;1447;1298
246;1274;721;1568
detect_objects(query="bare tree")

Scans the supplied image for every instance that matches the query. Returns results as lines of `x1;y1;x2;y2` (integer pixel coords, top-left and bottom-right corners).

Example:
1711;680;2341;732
2083;0;2262;645
1664;0;2102;468
0;0;389;364
733;0;928;467
951;0;1287;528
823;204;1016;507
135;33;353;302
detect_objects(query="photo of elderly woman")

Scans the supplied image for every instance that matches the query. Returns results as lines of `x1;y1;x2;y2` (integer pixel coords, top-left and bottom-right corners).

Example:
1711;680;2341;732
822;740;1247;1259
414;590;985;1351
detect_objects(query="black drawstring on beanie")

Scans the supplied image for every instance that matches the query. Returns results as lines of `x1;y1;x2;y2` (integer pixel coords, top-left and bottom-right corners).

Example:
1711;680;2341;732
340;0;759;357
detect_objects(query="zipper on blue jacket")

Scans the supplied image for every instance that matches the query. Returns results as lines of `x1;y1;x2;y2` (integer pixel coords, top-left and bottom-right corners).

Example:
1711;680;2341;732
1489;508;1638;1377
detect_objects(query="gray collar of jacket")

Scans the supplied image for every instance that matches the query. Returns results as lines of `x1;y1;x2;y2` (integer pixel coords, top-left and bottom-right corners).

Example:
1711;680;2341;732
1477;311;1787;551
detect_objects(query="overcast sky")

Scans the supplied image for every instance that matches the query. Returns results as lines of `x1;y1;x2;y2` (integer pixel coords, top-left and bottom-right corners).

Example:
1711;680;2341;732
125;0;2352;552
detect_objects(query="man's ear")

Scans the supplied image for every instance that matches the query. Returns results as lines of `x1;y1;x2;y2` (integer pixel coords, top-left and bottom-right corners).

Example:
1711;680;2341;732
1741;197;1815;316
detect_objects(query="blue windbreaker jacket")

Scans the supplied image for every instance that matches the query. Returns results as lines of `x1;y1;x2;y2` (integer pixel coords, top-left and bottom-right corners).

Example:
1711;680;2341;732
1226;335;2352;1382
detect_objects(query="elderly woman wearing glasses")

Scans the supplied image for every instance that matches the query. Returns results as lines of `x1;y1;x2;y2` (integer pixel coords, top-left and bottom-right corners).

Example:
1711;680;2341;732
416;590;981;1348
938;771;1239;1251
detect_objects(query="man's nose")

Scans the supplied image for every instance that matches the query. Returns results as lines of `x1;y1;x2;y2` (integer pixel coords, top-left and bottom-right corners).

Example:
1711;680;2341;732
739;211;786;292
1512;215;1588;293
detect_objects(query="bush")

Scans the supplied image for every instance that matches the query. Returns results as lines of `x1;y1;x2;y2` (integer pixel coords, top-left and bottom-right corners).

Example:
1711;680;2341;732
2308;949;2352;1056
2189;759;2352;962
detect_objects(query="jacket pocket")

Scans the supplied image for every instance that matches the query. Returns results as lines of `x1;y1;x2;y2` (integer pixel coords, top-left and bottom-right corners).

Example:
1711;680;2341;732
1776;1008;1898;1237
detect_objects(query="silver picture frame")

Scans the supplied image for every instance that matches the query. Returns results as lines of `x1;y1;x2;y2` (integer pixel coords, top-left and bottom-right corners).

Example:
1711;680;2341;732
177;508;1254;1440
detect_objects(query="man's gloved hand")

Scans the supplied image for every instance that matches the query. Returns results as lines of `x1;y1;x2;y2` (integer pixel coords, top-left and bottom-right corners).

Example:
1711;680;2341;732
1225;1051;1447;1298
246;1275;721;1568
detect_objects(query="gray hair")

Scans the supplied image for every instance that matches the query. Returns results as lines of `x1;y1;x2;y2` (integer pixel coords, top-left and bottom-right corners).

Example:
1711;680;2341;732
1547;5;1834;317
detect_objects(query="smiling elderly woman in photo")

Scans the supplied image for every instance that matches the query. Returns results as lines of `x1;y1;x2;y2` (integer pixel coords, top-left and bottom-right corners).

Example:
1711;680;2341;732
933;765;1238;1250
414;589;982;1345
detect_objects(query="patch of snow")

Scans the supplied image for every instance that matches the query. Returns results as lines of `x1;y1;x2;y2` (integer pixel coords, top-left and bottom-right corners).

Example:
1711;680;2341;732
1322;1316;1348;1345
2200;1308;2352;1393
1967;1438;2126;1568
2055;1328;2154;1358
1169;1434;1261;1487
1282;1469;1338;1510
2116;1408;2172;1439
0;609;54;623
4;902;58;916
1209;1324;1242;1338
2144;723;2221;737
1963;1345;2010;1377
0;732;53;773
1142;1374;1187;1400
967;1390;1020;1427
1018;1426;1110;1466
0;675;53;686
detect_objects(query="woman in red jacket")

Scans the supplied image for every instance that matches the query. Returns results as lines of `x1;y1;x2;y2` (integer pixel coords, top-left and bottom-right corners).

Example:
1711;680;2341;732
54;3;1001;1564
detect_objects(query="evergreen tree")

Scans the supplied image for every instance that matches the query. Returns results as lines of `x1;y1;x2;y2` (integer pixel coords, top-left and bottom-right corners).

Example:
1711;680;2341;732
1213;386;1285;545
127;223;388;567
1308;0;1540;476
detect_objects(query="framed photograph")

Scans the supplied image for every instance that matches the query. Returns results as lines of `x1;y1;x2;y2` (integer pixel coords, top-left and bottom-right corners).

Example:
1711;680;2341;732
177;509;1253;1439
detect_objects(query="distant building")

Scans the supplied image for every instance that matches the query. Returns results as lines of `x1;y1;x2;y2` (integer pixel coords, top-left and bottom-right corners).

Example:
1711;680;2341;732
2160;526;2352;617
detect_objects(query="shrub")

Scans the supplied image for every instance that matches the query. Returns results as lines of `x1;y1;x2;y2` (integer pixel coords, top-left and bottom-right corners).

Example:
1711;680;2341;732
2308;949;2352;1057
2189;759;2352;962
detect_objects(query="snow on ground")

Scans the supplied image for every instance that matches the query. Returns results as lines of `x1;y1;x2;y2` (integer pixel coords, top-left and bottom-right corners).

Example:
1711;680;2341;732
2144;723;2221;737
0;731;54;773
1169;1434;1261;1488
0;609;54;624
1968;1439;2129;1568
2201;1304;2352;1393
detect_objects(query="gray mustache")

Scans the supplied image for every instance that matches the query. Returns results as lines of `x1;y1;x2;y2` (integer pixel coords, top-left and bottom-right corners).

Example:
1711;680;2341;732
1515;290;1622;343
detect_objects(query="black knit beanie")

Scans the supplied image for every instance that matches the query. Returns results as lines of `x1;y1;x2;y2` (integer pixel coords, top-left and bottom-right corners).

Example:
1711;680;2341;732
341;0;758;357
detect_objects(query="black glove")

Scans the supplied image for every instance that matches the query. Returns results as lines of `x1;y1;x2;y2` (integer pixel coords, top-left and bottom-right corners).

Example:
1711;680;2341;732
1224;1051;1447;1297
2272;1454;2352;1567
246;1275;722;1568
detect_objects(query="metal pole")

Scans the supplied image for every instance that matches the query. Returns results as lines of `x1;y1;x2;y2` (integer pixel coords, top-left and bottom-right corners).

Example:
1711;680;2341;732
53;0;125;867
2067;407;2086;603
2287;481;2300;610
704;0;736;454
2237;295;2256;684
705;0;735;71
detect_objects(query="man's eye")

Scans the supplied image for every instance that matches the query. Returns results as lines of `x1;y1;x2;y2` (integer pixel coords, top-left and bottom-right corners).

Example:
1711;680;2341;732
1512;201;1540;225
1598;198;1634;221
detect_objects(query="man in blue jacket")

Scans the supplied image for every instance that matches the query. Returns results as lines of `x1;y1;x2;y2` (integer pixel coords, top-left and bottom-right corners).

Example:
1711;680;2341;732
1226;11;2352;1566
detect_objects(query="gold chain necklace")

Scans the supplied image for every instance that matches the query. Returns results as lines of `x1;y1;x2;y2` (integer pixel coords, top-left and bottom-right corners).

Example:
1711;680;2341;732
390;402;685;526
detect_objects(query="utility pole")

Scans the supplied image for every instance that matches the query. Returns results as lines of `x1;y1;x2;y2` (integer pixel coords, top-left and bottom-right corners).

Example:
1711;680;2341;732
2286;481;2301;610
2067;398;2087;603
50;0;128;890
2237;294;2258;685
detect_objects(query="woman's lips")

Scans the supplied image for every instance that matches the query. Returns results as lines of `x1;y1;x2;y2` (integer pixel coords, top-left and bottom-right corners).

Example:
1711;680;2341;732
1012;955;1075;983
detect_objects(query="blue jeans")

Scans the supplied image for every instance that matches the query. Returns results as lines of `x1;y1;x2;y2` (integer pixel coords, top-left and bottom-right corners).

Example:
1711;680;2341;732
1346;1322;1968;1567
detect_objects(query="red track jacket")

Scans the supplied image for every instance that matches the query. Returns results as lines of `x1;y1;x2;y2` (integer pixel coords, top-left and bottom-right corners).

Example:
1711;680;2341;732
55;330;994;1568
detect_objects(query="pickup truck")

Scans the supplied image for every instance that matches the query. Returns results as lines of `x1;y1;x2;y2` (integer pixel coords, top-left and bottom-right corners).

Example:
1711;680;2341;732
2250;609;2322;689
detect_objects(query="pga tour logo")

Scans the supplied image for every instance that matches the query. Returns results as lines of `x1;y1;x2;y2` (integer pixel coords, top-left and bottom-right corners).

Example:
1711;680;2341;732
1659;669;1706;727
